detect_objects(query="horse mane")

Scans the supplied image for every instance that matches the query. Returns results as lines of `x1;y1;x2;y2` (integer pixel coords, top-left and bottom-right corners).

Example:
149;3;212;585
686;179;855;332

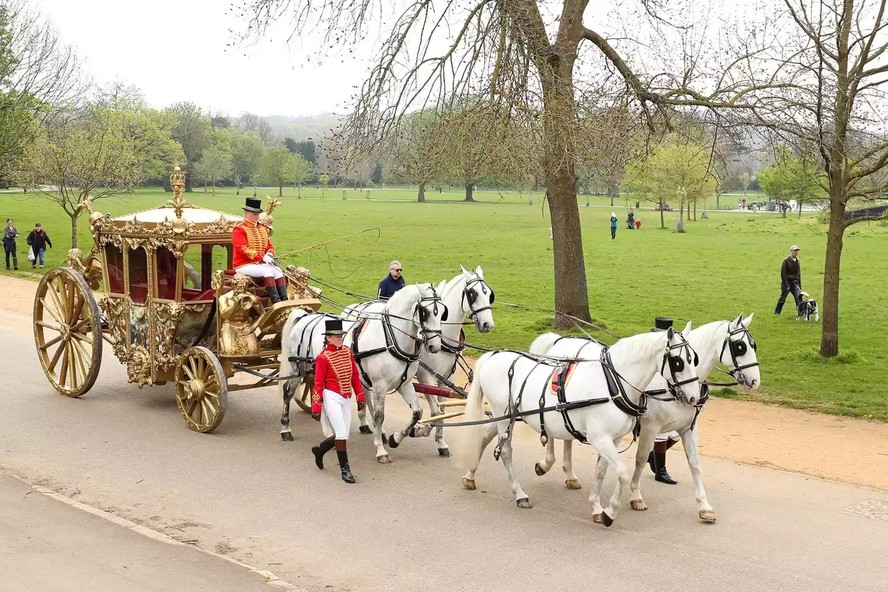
608;329;668;362
689;320;730;352
442;273;466;300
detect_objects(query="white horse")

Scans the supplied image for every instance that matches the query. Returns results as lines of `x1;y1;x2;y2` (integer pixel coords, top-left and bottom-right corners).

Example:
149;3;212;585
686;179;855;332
278;282;447;464
413;266;495;457
451;324;701;527
529;314;760;522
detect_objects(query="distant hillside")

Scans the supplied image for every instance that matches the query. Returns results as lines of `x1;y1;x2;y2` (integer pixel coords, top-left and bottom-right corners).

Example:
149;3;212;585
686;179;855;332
264;113;343;141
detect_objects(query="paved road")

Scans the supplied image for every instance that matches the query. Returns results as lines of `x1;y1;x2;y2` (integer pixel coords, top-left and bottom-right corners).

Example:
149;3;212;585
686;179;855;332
1;304;886;592
0;473;279;591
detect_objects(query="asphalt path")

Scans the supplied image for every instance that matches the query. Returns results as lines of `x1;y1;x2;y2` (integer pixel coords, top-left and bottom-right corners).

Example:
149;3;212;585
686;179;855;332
1;305;886;592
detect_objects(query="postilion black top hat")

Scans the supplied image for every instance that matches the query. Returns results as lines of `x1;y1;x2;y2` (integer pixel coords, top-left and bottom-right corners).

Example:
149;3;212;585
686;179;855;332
323;318;347;336
654;317;673;331
242;197;263;213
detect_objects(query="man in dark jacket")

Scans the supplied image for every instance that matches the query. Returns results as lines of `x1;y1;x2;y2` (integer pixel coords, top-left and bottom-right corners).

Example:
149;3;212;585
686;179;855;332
775;245;802;315
26;223;52;269
377;260;405;300
3;218;18;270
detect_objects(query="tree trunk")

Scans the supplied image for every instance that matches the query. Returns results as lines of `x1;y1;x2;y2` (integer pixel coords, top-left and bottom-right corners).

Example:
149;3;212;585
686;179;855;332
798;202;802;218
464;183;475;202
659;198;665;228
278;183;283;197
542;69;591;327
820;192;845;357
204;181;208;193
693;201;696;221
70;212;78;249
716;194;720;209
417;181;426;203
676;204;685;233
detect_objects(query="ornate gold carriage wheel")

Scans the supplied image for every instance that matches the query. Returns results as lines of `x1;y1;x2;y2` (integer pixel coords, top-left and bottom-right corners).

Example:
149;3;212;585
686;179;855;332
33;267;103;397
174;346;228;433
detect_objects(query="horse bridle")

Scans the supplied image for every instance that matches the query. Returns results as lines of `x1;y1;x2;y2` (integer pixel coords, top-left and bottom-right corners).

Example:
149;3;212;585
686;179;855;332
461;276;495;322
719;325;759;387
415;283;448;343
659;333;701;405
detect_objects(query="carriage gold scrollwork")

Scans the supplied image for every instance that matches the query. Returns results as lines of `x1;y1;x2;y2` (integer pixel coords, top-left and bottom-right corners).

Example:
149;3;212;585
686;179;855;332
32;165;322;433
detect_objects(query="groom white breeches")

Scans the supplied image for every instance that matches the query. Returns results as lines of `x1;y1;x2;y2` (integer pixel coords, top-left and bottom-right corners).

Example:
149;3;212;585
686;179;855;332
235;262;284;280
655;431;680;442
321;389;353;440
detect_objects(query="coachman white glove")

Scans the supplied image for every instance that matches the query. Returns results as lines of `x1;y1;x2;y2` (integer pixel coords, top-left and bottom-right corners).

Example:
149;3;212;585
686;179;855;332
262;253;275;265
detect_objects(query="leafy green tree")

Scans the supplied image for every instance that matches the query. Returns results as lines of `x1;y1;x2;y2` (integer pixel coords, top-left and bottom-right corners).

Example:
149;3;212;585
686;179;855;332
166;102;211;191
16;103;174;247
259;146;310;197
230;130;264;193
194;144;233;194
757;146;826;218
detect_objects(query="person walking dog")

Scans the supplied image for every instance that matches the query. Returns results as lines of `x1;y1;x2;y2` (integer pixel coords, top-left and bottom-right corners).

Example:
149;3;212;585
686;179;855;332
26;223;52;269
311;319;365;484
3;218;18;270
774;245;803;316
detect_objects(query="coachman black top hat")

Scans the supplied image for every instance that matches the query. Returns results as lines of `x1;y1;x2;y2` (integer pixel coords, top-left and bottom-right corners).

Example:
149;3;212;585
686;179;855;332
323;318;346;336
242;197;263;213
654;317;673;331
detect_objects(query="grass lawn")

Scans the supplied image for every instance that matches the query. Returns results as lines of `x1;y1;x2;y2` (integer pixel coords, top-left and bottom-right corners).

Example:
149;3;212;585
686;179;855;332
2;185;886;420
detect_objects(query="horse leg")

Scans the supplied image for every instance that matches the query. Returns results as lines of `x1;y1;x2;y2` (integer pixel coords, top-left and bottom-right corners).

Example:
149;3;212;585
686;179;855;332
681;428;716;522
629;426;657;511
425;391;450;456
461;423;498;490
387;383;423;451
280;376;302;441
562;440;581;489
358;399;373;434
498;426;532;508
369;388;391;463
534;438;557;476
589;453;609;523
590;436;629;527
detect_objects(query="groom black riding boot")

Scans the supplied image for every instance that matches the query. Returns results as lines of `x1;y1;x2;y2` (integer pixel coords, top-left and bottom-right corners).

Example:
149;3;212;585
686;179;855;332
275;279;288;302
653;451;678;485
311;436;335;469
265;285;281;304
336;445;355;484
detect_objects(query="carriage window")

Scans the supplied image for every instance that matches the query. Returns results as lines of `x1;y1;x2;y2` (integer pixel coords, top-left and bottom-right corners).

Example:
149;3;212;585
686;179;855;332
156;246;178;300
181;243;233;302
104;244;125;294
128;247;149;304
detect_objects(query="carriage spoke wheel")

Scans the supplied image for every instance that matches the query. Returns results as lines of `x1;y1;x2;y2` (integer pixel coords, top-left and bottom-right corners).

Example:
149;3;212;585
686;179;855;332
175;347;228;433
294;379;314;413
33;267;103;397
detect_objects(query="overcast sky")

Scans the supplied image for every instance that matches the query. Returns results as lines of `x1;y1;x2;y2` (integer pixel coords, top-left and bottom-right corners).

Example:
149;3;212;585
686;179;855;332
33;0;370;117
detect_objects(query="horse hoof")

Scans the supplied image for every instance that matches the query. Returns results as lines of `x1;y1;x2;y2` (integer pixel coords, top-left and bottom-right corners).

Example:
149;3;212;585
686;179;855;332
630;500;648;511
377;454;392;464
462;478;476;490
387;434;400;449
359;425;373;434
534;462;548;476
699;510;717;523
280;432;293;442
565;479;582;490
438;448;451;458
592;513;603;524
601;512;614;527
516;498;533;509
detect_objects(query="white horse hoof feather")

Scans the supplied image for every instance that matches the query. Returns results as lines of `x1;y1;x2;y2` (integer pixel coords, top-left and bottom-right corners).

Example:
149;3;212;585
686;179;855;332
534;462;548;476
516;498;533;509
462;478;476;490
592;513;603;524
564;479;582;490
630;500;647;511
377;454;392;464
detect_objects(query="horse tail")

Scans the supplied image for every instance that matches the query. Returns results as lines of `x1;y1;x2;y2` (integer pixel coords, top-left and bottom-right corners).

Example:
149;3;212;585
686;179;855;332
279;309;308;399
451;353;491;471
529;332;561;356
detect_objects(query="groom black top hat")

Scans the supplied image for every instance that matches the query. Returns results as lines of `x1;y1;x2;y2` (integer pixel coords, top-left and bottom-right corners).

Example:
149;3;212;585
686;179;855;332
323;318;347;336
242;197;263;213
653;317;673;331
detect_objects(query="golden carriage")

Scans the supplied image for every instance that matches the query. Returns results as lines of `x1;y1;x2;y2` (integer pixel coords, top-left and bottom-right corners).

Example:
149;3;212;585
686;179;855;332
32;167;321;432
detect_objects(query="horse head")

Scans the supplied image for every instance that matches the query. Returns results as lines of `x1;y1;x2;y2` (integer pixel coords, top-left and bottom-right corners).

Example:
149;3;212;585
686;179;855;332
414;280;448;353
460;265;495;333
719;313;760;391
659;321;703;406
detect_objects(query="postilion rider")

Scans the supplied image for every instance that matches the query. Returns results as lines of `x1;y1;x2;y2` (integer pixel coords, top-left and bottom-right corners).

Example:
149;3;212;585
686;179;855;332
231;197;288;303
311;319;365;484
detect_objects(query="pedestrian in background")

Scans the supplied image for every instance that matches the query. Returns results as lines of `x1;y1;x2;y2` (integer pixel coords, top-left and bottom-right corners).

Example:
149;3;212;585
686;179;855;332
377;260;405;300
609;212;618;240
775;245;803;316
4;218;18;270
26;223;52;269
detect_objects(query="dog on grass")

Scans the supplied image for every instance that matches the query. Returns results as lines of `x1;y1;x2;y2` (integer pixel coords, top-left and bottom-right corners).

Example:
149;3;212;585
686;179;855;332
796;292;819;321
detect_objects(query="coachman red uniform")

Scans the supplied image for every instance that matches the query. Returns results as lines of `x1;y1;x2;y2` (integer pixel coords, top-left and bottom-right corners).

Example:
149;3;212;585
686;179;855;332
311;319;363;483
231;197;288;303
232;219;274;268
